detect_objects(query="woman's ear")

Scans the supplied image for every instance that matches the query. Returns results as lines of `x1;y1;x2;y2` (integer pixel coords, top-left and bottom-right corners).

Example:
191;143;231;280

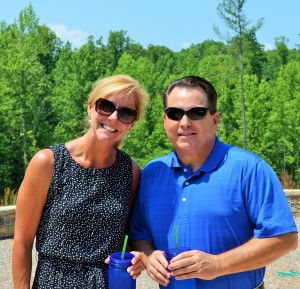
87;105;92;121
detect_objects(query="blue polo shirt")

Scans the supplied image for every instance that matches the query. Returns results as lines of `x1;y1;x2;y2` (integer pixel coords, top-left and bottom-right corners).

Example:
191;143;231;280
130;137;298;289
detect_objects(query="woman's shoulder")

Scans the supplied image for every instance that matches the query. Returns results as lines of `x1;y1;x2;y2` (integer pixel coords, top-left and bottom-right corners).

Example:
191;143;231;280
131;158;141;174
117;148;132;162
30;148;55;170
21;148;54;191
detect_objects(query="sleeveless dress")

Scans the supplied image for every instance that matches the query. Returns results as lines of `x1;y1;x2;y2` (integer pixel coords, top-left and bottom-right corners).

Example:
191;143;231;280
32;144;133;289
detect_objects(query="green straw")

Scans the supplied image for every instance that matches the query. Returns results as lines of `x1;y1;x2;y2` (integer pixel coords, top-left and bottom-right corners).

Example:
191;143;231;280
121;235;128;260
174;226;179;253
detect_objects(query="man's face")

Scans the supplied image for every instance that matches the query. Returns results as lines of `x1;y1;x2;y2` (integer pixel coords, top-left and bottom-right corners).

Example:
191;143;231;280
164;86;220;155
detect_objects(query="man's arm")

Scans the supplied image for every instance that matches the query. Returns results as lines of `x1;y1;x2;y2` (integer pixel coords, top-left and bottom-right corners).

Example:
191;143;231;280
169;232;298;280
217;232;298;275
130;240;156;257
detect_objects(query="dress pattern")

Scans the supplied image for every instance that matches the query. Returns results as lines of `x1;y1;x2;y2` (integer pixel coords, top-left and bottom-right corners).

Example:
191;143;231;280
32;143;133;289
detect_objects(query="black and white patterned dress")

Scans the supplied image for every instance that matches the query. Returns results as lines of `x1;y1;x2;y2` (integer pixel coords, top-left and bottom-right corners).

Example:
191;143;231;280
32;144;133;289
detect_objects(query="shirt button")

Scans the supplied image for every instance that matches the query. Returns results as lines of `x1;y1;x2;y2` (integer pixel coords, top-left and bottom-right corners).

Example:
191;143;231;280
183;168;187;172
182;198;187;202
185;181;189;186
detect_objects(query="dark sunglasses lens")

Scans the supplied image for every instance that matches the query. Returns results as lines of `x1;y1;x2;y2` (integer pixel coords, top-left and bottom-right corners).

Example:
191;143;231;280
95;98;137;124
166;108;184;121
118;108;137;124
187;107;208;120
96;98;115;115
99;99;116;114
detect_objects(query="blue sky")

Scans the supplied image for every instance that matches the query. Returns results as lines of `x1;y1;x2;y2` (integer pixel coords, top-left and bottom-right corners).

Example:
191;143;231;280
1;0;299;51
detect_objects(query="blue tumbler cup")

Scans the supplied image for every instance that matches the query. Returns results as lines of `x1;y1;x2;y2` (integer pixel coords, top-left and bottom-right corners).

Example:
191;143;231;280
165;247;197;289
108;252;136;289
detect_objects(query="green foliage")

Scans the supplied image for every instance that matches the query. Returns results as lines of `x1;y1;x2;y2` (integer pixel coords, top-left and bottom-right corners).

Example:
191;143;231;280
0;4;61;193
264;61;300;178
0;4;300;197
0;188;17;206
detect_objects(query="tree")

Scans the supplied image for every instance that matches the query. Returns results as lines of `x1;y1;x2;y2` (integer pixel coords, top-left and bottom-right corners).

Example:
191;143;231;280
105;30;133;72
198;54;240;145
0;5;61;193
262;37;291;83
244;75;271;157
50;38;106;143
241;29;267;79
215;0;264;149
1;3;300;195
176;40;228;76
265;61;300;180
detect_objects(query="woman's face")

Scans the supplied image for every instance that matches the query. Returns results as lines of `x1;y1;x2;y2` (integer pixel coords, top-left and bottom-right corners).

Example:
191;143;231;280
88;93;137;145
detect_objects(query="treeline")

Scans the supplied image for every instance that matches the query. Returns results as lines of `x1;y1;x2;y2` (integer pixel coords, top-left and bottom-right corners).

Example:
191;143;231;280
0;5;300;198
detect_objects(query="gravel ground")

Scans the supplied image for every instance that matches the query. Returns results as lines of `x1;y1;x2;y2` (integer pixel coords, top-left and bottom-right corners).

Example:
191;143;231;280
1;217;299;289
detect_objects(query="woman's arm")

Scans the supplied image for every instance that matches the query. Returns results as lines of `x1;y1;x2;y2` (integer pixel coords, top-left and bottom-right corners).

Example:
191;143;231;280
128;158;141;212
12;149;53;289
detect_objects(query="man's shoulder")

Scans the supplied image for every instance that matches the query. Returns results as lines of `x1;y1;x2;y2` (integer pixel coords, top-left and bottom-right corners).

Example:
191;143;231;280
228;145;263;161
222;144;271;175
143;151;174;170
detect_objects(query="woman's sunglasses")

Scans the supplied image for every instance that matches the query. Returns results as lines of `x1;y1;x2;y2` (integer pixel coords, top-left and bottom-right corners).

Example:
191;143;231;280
95;98;137;124
164;107;214;121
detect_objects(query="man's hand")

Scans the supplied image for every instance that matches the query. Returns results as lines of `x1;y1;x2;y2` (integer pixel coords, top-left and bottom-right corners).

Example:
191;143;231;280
168;250;219;280
145;250;171;286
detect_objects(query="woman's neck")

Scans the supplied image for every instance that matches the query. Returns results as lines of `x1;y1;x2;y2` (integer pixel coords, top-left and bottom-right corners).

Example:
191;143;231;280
66;135;117;169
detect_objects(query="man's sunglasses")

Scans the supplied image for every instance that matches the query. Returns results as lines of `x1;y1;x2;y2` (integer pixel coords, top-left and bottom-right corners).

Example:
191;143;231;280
164;107;214;121
95;98;137;124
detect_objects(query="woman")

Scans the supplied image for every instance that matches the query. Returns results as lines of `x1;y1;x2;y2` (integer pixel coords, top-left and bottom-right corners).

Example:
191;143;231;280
12;75;149;288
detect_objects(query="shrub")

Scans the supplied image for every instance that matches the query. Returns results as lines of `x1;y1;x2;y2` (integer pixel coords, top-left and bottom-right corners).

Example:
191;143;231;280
0;188;17;206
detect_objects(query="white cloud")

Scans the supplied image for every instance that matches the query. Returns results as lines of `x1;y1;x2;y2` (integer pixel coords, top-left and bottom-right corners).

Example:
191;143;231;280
48;24;90;48
263;43;275;51
181;42;192;50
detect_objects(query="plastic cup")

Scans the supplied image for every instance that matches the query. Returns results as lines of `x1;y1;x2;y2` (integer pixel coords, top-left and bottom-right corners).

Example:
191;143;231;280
108;252;136;289
165;247;197;289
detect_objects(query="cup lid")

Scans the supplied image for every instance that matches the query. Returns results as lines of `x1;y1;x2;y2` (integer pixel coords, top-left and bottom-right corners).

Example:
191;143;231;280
110;252;134;267
165;247;191;259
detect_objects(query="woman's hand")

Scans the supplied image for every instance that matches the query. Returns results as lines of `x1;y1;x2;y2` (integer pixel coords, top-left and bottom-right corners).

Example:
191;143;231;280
128;251;144;279
104;251;144;279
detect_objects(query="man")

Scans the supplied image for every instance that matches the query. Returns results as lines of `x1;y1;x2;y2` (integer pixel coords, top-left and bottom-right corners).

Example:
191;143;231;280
129;76;298;289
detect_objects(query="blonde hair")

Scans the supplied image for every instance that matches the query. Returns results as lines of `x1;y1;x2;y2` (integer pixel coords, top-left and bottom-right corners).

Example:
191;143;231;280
88;74;149;120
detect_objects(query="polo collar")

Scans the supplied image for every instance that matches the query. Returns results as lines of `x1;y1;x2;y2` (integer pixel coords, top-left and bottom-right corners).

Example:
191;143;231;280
169;136;229;173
